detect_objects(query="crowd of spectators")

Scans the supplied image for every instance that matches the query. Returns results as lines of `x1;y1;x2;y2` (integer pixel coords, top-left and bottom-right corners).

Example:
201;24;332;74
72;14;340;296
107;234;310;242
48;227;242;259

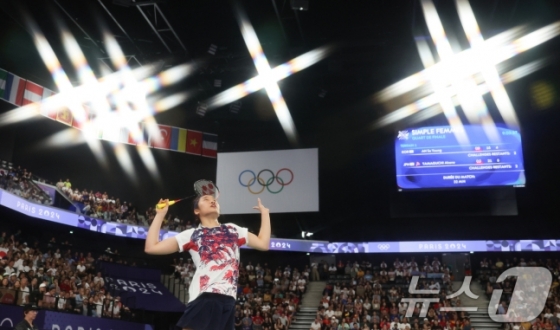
476;257;560;330
0;160;194;232
60;178;194;232
310;257;464;330
0;228;135;320
172;258;307;330
0;163;53;205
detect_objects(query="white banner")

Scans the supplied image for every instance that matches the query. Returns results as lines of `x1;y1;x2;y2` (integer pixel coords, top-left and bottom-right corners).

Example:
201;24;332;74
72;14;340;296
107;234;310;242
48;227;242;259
216;148;319;214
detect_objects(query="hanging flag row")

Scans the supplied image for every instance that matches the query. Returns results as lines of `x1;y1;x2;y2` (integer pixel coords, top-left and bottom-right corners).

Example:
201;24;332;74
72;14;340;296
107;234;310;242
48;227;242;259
0;68;218;158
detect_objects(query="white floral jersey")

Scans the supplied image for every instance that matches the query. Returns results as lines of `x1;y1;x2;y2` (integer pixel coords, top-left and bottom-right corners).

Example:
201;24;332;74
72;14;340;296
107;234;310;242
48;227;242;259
175;223;248;303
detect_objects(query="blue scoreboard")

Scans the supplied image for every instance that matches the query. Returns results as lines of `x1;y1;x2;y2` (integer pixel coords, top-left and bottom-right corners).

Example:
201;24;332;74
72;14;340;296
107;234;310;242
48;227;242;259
395;125;525;190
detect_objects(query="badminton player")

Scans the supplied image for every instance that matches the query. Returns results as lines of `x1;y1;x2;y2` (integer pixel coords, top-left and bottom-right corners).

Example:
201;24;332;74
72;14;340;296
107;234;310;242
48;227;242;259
144;189;271;330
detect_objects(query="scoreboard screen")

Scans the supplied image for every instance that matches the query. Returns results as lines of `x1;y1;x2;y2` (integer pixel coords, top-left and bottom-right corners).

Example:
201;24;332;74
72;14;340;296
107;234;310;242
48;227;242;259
395;125;525;190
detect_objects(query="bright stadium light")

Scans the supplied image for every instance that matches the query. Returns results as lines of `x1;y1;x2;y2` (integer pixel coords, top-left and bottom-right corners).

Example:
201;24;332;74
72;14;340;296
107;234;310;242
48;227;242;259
1;13;195;180
205;5;330;146
372;0;560;132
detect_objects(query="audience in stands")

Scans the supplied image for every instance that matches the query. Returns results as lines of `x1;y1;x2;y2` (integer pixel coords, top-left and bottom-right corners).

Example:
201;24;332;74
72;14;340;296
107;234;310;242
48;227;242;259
0;164;53;205
0;161;195;231
0;228;134;321
476;257;560;330
309;257;466;330
306;256;560;330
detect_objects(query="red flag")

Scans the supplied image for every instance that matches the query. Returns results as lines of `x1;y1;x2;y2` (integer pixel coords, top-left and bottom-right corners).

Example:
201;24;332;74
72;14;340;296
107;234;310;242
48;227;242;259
149;124;172;149
22;81;44;105
127;123;143;145
185;130;202;155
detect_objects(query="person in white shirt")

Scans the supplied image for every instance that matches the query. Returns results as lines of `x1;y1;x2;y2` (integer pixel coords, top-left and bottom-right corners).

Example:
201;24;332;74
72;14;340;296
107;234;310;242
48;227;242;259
76;261;86;274
18;278;31;305
310;317;322;330
262;303;271;313
325;307;335;318
431;257;441;269
144;189;271;330
14;256;24;270
399;302;408;315
401;317;411;329
93;272;104;286
4;261;16;276
390;318;402;330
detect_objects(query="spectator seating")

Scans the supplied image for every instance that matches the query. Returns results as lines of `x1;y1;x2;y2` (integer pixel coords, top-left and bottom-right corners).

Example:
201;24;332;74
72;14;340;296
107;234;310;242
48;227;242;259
312;257;459;330
0;161;53;205
0;160;194;232
0;227;137;321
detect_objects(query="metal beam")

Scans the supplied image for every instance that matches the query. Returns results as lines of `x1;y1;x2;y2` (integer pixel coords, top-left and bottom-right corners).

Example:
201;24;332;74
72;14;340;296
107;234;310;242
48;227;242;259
135;3;188;56
154;4;188;53
97;0;144;59
98;55;143;72
136;4;172;54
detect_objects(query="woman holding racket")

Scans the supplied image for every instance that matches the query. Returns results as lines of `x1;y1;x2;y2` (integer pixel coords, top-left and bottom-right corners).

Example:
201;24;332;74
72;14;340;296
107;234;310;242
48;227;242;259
144;180;271;330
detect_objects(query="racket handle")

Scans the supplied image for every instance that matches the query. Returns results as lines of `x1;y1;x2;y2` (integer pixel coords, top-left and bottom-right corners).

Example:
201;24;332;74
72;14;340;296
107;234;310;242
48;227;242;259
156;200;176;209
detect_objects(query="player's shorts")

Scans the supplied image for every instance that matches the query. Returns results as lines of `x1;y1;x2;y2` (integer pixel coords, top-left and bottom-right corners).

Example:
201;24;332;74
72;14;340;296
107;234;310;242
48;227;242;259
176;292;236;330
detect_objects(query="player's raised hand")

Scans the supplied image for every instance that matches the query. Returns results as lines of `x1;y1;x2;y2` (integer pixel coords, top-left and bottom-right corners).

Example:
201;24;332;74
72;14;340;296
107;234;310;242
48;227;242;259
155;198;169;214
252;198;269;213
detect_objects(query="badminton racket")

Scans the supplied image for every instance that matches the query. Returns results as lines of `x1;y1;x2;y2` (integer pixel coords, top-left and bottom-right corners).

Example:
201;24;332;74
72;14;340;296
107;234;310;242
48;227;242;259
156;179;220;209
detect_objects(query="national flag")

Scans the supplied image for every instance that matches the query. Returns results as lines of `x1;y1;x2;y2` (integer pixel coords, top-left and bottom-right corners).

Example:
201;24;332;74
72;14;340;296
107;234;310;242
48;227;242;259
185;130;202;155
0;71;26;106
149;124;172;149
202;133;218;158
127;123;143;145
40;88;58;119
22;80;44;105
42;88;55;99
170;127;188;152
57;108;73;126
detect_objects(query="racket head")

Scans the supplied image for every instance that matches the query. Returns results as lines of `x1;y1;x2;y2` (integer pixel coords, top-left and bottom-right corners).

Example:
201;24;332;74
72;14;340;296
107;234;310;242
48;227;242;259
193;179;220;199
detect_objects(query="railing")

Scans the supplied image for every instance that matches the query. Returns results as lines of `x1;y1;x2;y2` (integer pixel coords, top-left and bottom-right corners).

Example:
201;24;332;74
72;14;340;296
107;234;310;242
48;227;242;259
162;272;189;304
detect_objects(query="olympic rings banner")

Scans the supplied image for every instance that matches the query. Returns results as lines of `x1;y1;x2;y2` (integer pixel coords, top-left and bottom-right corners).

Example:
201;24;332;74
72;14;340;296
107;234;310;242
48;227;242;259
216;148;319;214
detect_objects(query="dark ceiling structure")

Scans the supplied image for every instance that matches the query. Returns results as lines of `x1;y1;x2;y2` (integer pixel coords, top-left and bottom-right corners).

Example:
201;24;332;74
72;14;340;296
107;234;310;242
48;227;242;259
1;0;560;242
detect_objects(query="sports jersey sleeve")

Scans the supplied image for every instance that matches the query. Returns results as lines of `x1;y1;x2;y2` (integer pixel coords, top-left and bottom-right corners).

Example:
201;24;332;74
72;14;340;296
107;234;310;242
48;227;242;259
175;229;194;253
